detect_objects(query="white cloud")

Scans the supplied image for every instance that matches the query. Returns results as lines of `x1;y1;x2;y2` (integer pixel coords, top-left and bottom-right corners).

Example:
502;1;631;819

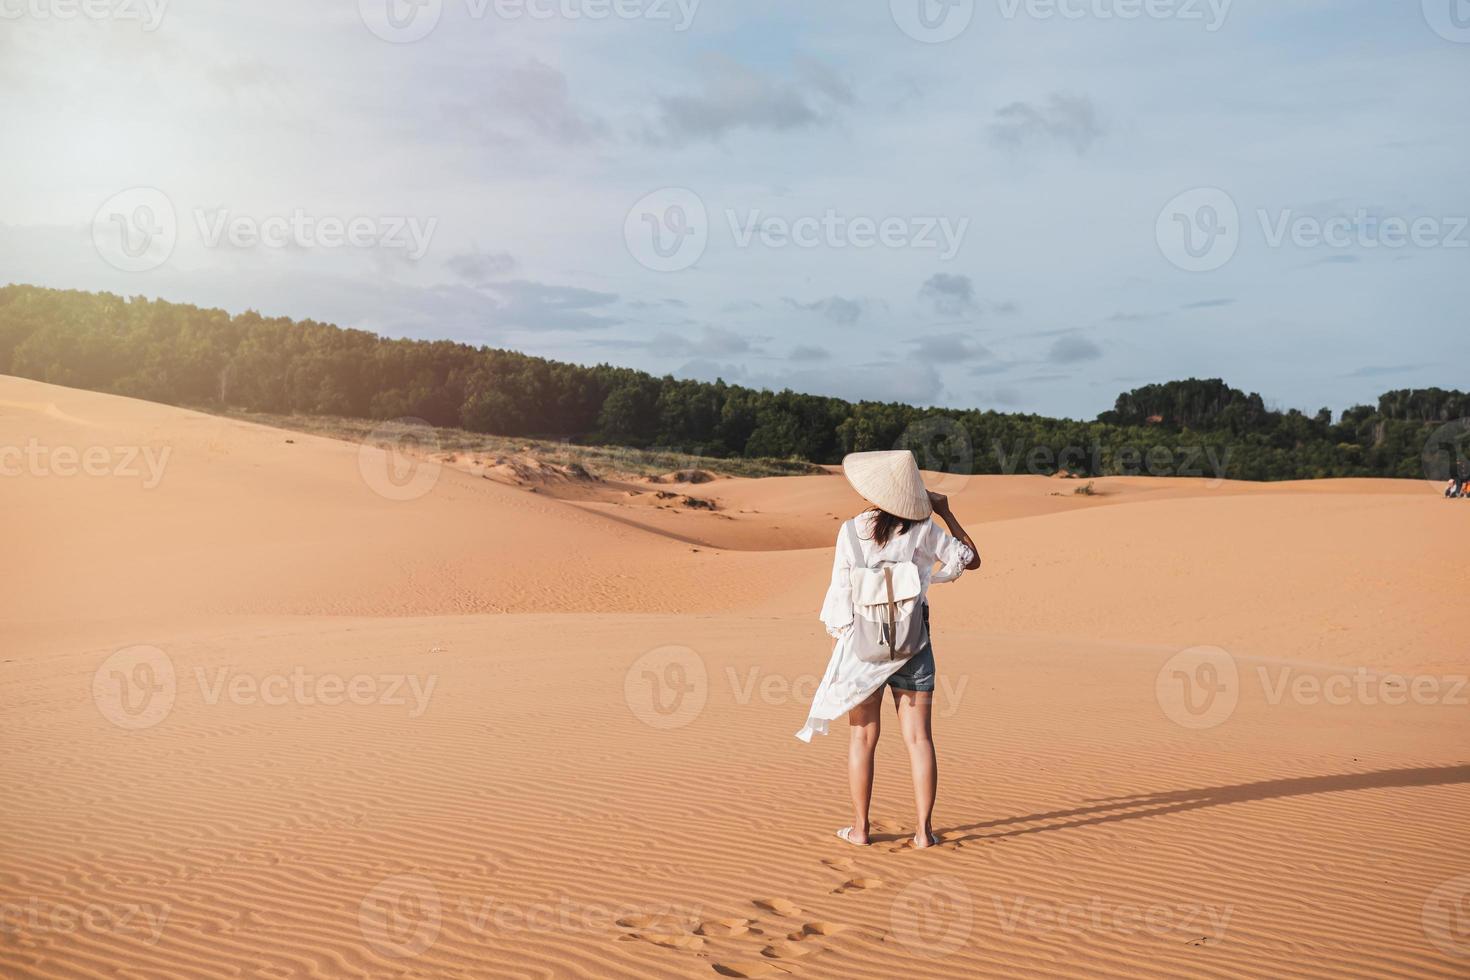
648;56;852;144
988;93;1102;155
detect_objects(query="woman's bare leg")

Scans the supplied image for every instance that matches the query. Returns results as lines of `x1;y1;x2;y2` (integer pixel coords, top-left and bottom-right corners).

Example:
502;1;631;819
894;688;937;846
845;690;883;843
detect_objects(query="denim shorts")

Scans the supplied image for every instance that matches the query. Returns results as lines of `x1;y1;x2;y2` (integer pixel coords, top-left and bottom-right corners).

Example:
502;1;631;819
887;604;936;693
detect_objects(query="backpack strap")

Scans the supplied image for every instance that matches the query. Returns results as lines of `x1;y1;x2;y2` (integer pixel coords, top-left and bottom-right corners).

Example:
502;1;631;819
843;518;868;570
882;565;898;651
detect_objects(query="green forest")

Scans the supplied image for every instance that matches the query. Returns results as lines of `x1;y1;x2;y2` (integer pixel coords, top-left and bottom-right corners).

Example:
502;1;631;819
1;284;1464;482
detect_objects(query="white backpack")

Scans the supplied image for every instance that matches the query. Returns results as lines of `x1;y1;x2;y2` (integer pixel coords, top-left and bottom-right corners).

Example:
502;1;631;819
844;519;928;664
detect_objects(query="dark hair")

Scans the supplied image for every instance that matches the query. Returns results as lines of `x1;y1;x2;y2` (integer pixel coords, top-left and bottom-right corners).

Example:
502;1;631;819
868;507;920;547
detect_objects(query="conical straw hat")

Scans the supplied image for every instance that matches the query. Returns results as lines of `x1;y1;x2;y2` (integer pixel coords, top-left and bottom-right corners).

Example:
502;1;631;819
841;450;932;520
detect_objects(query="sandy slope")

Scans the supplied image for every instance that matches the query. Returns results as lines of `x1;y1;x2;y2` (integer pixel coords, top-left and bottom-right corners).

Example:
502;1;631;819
2;375;1468;979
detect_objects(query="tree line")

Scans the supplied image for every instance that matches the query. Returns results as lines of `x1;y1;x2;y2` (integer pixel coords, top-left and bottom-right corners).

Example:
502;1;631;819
1;284;1463;482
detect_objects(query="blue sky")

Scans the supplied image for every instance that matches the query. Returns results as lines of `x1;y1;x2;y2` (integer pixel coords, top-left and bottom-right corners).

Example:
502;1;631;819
2;0;1466;418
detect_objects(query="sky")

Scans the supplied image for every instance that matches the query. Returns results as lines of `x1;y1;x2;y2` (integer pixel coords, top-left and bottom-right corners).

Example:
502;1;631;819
2;0;1467;419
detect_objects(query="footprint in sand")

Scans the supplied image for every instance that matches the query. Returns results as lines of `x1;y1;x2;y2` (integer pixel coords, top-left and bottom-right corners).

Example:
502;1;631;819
830;877;883;894
760;939;819;959
616;914;656;929
819;857;857;873
786;922;847;941
618;932;705;951
751;898;802;917
711;960;790;978
695;917;754;938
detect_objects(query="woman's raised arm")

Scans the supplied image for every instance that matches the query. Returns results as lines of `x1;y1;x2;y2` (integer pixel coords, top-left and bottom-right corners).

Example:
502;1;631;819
927;490;981;570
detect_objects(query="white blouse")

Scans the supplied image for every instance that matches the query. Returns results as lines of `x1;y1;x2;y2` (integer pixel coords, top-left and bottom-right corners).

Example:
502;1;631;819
818;511;976;639
797;513;976;743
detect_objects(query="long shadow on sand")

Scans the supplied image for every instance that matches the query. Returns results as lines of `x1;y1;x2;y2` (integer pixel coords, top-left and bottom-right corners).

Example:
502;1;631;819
943;764;1470;844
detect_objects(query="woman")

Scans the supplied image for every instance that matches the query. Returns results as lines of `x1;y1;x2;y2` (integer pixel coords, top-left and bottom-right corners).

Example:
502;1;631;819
796;450;980;849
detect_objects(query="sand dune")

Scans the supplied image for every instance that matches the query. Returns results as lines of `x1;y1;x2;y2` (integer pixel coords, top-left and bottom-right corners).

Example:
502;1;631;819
0;377;787;625
2;375;1467;979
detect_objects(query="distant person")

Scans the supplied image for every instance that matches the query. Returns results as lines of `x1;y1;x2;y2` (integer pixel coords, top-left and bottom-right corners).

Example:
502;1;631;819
797;450;980;849
1448;459;1469;498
